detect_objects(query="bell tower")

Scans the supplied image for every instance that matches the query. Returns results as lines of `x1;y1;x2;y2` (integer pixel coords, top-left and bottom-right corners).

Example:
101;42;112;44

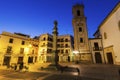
72;4;91;62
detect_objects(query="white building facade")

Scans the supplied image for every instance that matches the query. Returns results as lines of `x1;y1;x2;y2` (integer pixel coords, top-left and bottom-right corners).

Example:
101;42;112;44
94;2;120;64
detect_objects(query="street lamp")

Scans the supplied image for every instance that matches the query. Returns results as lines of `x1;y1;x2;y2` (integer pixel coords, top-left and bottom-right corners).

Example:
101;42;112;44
73;50;80;63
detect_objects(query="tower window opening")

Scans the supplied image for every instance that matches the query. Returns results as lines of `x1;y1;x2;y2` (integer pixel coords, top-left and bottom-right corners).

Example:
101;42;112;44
79;27;82;32
80;38;83;43
77;10;80;16
43;37;46;41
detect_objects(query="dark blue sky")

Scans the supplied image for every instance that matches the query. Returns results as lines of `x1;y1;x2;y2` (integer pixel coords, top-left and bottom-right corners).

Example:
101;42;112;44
0;0;119;38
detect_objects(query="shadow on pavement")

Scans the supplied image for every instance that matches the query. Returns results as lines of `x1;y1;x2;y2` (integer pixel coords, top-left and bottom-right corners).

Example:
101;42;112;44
2;71;49;79
43;74;102;80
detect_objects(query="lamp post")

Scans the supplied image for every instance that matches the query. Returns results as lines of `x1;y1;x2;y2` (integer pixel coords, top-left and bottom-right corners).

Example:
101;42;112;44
52;20;58;66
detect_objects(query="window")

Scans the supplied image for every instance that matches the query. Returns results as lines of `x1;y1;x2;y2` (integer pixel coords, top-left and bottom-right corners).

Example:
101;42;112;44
42;49;45;53
43;37;46;41
104;32;107;39
43;43;45;46
61;38;64;42
94;42;99;50
65;50;68;53
80;38;83;43
118;21;120;31
57;50;60;53
61;50;64;53
50;44;53;47
57;39;60;42
6;46;12;53
61;44;64;48
9;38;13;43
65;39;68;42
65;44;68;47
79;27;82;32
94;42;99;48
21;41;25;45
57;44;60;47
48;37;52;41
32;50;34;54
77;10;80;16
20;48;24;54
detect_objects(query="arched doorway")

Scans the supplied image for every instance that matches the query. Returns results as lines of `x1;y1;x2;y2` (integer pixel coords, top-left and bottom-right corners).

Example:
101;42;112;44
95;52;102;63
107;52;113;64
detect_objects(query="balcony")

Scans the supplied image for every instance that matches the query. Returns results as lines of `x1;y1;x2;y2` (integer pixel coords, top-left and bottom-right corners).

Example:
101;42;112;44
41;45;46;47
93;47;103;51
6;50;13;54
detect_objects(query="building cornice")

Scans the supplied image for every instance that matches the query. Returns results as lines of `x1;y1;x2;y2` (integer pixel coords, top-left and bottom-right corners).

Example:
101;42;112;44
1;31;33;41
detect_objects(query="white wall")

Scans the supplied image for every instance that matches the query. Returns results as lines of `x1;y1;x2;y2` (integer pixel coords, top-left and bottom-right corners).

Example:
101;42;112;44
100;7;120;64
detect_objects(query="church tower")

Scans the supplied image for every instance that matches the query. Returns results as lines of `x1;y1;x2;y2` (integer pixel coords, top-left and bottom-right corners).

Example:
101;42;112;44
72;4;91;62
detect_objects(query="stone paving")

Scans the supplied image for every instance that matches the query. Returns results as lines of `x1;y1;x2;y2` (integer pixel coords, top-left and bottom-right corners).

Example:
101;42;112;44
0;70;102;80
0;63;120;80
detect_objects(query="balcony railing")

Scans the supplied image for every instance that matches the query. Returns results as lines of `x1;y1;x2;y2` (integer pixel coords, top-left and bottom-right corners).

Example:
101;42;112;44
93;47;103;51
6;50;13;54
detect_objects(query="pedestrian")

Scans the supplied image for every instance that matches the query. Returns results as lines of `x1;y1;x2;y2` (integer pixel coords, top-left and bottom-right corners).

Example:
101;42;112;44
14;64;17;70
19;62;24;71
76;68;80;75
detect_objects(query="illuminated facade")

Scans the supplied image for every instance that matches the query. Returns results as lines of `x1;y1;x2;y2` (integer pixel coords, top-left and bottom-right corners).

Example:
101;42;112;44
38;33;74;63
57;35;74;62
94;2;120;64
0;31;39;66
38;33;53;63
